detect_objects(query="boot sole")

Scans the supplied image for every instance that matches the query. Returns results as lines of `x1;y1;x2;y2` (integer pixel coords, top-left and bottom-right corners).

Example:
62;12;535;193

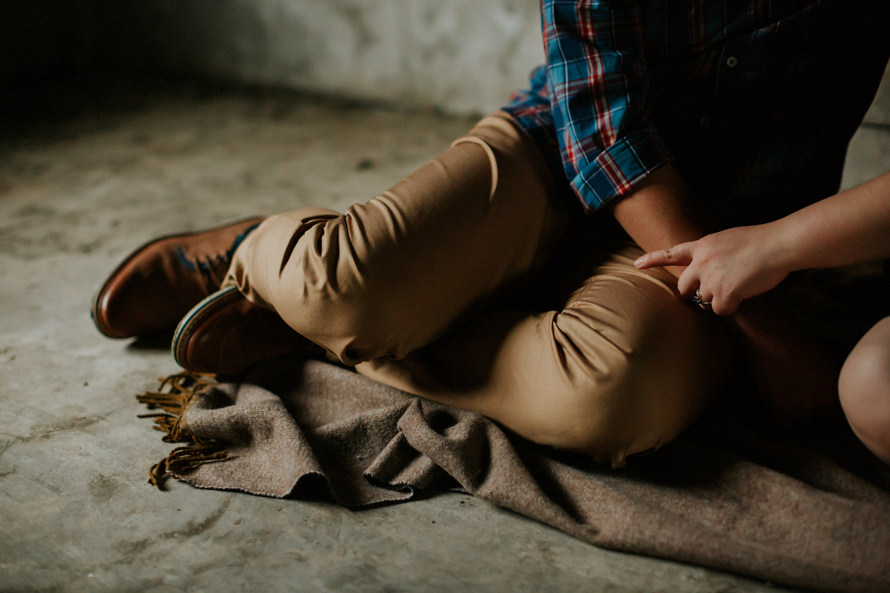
171;285;244;371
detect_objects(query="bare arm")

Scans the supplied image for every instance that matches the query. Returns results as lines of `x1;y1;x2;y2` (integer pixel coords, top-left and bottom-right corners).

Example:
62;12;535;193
618;163;842;424
774;170;890;270
634;171;890;315
611;163;706;276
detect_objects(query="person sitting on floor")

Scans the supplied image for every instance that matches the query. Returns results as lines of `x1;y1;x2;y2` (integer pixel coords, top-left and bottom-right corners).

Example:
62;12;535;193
91;1;890;467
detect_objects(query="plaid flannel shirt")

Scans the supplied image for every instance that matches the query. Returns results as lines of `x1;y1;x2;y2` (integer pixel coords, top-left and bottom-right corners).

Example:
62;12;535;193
504;0;890;226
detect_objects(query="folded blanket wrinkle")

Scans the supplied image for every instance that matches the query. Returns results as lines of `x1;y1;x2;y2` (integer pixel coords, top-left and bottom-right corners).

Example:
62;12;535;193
136;358;890;593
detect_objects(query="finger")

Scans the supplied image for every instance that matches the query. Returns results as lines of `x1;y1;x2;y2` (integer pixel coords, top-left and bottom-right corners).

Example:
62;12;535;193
712;296;742;317
634;243;695;269
710;300;733;316
699;289;715;305
676;271;698;297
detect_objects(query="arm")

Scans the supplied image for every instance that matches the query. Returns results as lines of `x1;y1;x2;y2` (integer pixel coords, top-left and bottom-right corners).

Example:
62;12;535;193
622;166;877;426
615;164;841;426
611;163;706;275
542;1;706;254
634;171;890;315
542;0;671;212
549;1;840;423
771;170;890;270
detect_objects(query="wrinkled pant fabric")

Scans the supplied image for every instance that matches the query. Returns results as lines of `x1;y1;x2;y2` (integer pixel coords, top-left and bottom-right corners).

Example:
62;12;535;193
143;112;890;593
223;112;725;466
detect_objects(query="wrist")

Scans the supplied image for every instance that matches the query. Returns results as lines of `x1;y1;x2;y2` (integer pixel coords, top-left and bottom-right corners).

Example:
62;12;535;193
613;164;705;280
760;218;800;277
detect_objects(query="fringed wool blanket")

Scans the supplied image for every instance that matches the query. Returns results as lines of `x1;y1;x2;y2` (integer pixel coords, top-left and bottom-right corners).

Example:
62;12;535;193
135;357;890;593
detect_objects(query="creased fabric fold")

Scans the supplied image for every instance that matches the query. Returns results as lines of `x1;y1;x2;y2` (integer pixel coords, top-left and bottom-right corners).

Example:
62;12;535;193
138;358;890;593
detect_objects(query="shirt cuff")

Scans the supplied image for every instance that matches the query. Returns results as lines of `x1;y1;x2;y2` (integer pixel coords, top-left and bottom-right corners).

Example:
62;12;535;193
569;128;671;212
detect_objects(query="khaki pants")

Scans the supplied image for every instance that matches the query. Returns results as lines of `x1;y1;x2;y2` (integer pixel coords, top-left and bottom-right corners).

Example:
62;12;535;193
225;113;728;467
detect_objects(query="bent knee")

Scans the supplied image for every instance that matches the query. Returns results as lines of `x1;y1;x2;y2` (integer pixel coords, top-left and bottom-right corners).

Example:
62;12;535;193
282;280;398;365
523;371;696;468
528;320;722;466
839;341;890;462
261;212;403;361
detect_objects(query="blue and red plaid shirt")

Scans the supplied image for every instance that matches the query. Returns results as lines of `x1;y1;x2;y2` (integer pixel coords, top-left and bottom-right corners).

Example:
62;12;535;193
504;0;890;227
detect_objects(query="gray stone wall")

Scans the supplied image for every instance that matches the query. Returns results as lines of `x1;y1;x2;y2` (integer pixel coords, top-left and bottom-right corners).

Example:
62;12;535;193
2;0;889;121
98;0;890;120
96;0;544;115
866;66;890;126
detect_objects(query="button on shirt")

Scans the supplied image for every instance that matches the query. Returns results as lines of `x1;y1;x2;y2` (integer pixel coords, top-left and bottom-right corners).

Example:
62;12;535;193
504;0;890;228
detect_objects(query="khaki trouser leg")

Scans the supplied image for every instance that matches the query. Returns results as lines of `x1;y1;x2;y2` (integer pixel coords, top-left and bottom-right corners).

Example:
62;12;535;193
358;242;728;467
225;112;728;465
225;112;565;364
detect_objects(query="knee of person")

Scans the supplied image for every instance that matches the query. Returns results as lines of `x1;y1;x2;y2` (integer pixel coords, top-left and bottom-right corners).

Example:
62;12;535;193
530;353;707;467
839;342;890;462
529;372;651;466
289;280;402;364
273;214;370;314
284;291;388;363
255;210;399;362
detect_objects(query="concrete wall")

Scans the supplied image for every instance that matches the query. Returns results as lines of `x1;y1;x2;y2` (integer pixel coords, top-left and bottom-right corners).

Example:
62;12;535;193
93;0;890;120
866;66;890;126
2;0;889;120
96;0;544;115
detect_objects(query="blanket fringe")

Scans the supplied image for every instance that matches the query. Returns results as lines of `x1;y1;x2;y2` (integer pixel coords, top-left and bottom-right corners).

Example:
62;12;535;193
136;371;229;489
148;444;230;489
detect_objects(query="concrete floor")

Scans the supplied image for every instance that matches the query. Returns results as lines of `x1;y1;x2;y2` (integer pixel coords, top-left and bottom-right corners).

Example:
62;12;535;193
2;79;887;593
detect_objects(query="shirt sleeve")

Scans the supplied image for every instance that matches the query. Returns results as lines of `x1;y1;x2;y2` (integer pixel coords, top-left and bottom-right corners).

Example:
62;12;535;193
543;0;670;212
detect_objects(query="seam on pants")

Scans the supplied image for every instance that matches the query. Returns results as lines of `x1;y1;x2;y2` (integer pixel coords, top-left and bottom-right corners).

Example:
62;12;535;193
450;136;499;201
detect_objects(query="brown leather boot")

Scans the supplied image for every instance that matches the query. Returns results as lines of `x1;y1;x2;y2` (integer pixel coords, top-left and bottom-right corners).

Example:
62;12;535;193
172;286;323;374
92;217;264;338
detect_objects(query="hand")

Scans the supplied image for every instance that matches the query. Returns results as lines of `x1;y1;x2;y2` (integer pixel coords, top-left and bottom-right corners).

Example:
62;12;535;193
634;224;791;315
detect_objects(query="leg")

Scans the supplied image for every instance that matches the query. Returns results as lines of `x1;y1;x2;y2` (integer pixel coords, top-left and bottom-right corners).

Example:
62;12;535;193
224;112;568;365
839;317;890;463
357;242;730;467
218;113;727;463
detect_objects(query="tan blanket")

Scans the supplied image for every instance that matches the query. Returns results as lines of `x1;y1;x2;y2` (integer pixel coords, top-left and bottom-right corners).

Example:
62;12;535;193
137;358;890;593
